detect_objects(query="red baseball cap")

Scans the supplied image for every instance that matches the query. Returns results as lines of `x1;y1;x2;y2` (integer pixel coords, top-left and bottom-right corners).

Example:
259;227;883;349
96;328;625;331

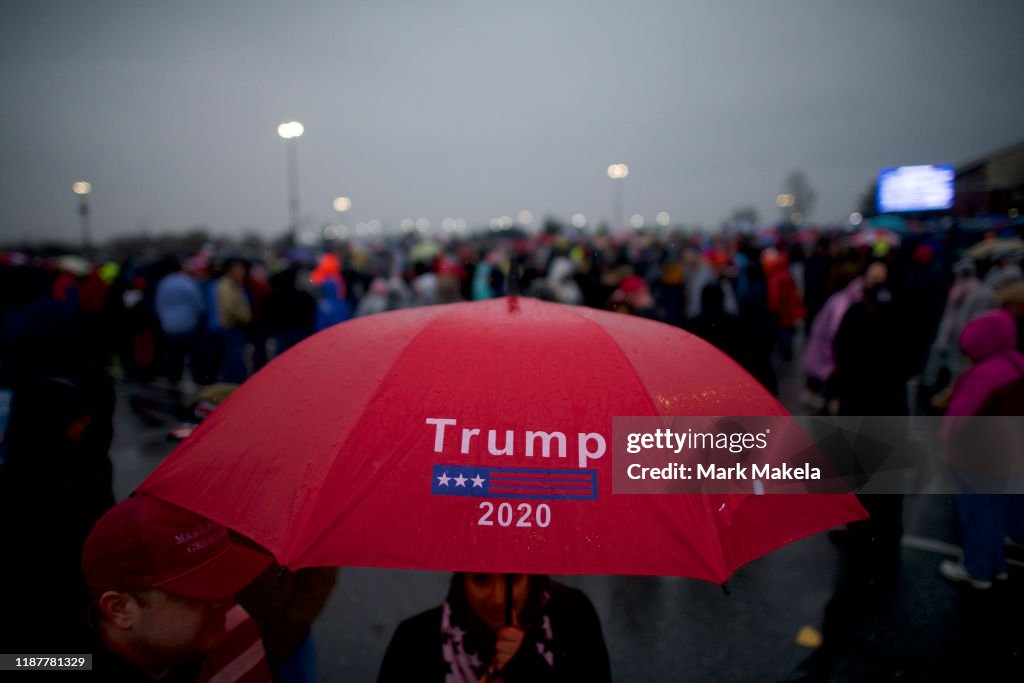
82;495;273;600
618;275;648;295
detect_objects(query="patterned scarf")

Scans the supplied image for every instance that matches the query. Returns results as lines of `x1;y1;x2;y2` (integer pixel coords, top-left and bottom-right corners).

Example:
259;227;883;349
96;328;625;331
439;584;557;682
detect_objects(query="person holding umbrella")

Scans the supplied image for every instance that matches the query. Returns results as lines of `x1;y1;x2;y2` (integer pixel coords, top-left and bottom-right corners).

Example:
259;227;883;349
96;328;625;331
378;573;611;682
81;495;275;681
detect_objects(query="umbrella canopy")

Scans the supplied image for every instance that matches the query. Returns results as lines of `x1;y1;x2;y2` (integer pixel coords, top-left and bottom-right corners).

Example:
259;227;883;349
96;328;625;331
964;237;1024;260
793;228;820;245
846;228;902;248
284;246;317;266
866;214;907;233
55;254;91;277
139;297;864;583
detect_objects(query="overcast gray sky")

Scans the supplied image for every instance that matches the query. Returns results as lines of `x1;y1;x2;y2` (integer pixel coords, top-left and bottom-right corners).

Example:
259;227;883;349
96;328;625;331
1;0;1022;243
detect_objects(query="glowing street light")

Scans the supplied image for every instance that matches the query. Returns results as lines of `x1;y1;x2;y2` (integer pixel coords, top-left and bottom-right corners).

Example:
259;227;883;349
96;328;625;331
277;121;304;139
490;216;514;231
72;180;92;253
277;120;304;240
776;193;795;208
656;211;671;227
607;163;629;179
333;196;352;213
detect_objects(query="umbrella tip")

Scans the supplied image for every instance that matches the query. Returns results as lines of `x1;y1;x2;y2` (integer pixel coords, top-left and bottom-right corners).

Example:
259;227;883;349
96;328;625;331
507;296;520;314
720;582;731;596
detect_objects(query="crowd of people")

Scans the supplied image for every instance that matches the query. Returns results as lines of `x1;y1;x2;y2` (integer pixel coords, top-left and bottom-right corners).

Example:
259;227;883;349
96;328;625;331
0;219;1022;680
6;224;1021;397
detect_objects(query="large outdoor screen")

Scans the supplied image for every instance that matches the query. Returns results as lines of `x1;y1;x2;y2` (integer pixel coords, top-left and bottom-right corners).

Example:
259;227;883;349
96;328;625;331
877;164;955;213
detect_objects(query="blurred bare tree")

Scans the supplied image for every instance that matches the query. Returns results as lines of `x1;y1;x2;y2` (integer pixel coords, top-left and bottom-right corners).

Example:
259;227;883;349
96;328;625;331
780;171;817;223
729;206;760;226
858;181;879;218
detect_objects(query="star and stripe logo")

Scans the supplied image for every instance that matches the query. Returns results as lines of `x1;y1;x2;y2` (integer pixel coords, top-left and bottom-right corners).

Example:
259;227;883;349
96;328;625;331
431;464;597;500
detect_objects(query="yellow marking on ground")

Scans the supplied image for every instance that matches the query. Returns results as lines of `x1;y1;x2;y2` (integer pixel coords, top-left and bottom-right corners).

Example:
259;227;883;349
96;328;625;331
795;625;822;649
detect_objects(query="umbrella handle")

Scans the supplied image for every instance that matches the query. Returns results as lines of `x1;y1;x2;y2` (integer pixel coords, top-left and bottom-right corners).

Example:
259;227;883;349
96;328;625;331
506;258;520;296
505;572;514;625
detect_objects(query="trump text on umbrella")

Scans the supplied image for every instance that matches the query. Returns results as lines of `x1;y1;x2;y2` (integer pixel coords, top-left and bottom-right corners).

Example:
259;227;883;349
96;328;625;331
426;417;606;529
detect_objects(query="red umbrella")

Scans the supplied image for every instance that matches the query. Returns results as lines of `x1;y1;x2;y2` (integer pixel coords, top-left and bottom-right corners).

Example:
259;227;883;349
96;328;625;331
139;297;864;584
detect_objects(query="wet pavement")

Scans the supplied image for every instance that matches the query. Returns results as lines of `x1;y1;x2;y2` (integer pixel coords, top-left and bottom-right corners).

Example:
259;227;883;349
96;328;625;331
109;360;1024;682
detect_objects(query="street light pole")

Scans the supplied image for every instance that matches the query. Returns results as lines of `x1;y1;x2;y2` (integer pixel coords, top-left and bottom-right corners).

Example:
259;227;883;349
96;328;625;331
607;163;629;230
614;179;623;231
277;121;304;243
329;196;351;242
72;180;92;254
287;139;300;236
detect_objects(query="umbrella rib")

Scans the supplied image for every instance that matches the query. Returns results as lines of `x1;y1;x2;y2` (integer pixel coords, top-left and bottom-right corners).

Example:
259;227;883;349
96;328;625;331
281;304;460;564
562;306;664;416
563;305;735;579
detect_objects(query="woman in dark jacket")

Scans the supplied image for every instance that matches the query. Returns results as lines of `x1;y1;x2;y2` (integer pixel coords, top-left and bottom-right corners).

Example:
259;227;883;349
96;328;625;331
378;573;611;682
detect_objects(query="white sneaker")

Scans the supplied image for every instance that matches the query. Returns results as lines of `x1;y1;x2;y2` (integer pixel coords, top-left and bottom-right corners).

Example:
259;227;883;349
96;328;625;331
939;560;992;590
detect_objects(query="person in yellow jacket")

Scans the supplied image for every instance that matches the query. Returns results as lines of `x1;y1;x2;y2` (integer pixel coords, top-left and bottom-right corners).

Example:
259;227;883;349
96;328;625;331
216;260;251;383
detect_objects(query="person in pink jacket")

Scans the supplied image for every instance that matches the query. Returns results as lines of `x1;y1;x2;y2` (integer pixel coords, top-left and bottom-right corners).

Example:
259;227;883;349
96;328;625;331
800;262;886;411
939;309;1024;589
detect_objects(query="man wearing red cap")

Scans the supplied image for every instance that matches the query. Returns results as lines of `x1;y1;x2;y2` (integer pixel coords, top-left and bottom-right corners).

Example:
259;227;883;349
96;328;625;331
81;495;274;681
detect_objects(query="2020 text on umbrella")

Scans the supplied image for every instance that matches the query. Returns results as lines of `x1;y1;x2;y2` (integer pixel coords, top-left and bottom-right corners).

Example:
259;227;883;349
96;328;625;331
477;502;552;528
